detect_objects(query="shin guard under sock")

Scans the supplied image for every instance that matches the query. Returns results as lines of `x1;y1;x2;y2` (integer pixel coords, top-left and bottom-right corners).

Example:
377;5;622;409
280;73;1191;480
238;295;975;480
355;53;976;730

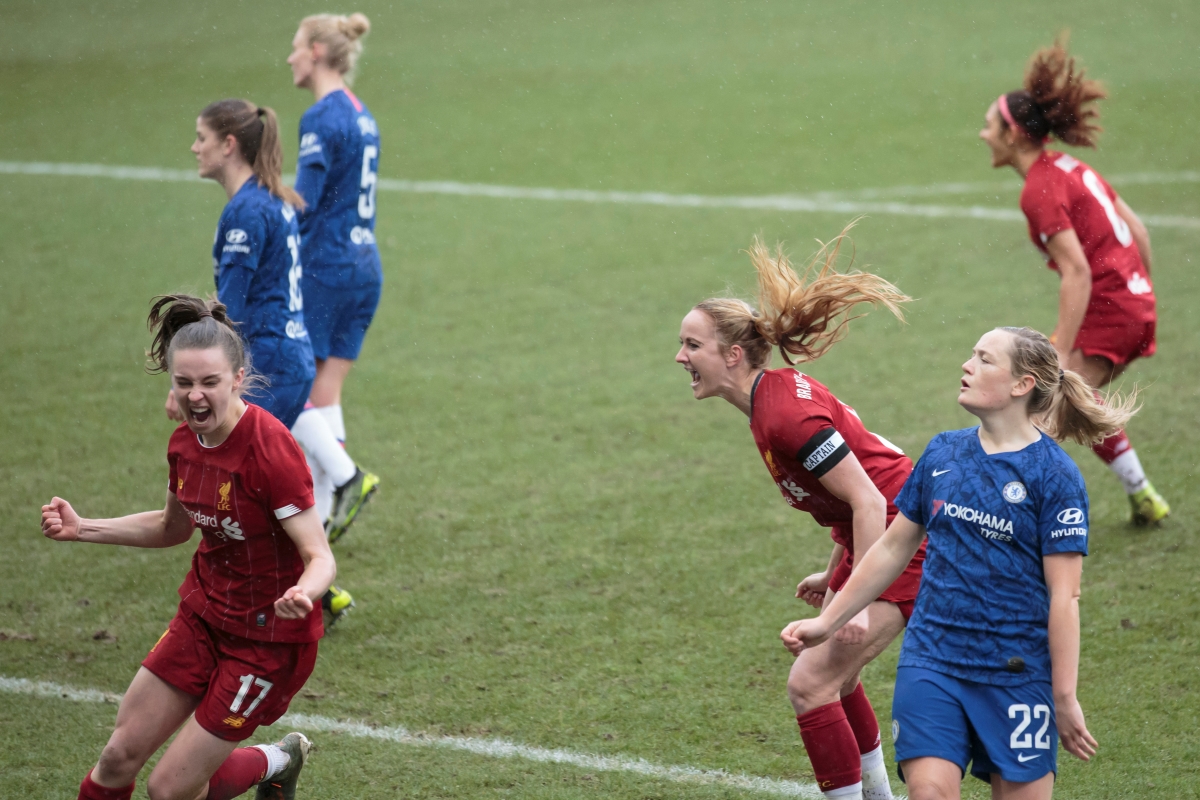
207;747;269;800
798;702;863;797
78;773;134;800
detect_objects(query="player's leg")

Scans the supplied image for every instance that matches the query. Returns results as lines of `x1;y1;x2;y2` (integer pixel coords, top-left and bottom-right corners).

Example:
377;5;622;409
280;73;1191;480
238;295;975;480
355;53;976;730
840;679;893;800
1068;349;1168;523
309;356;354;408
990;773;1054;800
788;600;906;799
79;668;200;800
899;758;963;800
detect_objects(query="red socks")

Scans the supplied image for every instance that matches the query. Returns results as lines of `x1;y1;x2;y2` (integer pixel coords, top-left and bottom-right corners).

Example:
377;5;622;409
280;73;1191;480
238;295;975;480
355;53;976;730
840;682;881;754
1092;428;1131;464
207;747;269;800
78;774;134;800
797;702;862;792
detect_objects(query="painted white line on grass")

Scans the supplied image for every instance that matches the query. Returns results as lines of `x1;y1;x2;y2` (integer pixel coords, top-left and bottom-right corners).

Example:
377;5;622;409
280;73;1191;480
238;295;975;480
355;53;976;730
2;160;1196;229
0;675;826;798
817;170;1200;200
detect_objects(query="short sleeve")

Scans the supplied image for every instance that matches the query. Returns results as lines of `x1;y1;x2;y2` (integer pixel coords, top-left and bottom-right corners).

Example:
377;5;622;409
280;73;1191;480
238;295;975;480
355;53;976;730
894;445;931;525
255;431;316;521
297;113;331;172
765;391;847;478
218;205;267;273
1038;469;1089;556
1021;170;1073;245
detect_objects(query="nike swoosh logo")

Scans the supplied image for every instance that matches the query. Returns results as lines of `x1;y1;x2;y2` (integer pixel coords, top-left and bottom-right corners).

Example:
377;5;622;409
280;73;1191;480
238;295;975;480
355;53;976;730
1017;753;1041;763
932;468;951;477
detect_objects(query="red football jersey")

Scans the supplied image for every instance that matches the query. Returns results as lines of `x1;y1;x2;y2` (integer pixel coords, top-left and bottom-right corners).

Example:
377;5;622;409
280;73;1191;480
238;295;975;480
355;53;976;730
1021;150;1156;328
749;368;916;553
168;404;320;643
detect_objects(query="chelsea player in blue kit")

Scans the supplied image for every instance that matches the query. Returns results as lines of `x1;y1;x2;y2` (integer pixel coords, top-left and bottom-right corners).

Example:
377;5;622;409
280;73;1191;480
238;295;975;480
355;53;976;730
185;97;355;625
783;327;1136;799
286;12;381;543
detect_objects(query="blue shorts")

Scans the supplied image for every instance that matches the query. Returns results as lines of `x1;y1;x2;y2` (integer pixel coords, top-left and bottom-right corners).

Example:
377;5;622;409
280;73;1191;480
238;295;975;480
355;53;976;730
246;379;312;429
302;271;382;362
892;666;1058;784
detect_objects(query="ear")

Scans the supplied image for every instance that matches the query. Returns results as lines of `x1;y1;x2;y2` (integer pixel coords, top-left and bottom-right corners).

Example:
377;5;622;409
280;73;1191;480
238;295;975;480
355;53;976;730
311;40;328;63
232;367;245;392
221;134;239;158
724;344;745;369
1010;373;1037;400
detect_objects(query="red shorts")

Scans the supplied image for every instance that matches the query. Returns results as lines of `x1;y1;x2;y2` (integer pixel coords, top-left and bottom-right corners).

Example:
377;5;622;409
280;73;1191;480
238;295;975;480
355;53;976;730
1074;319;1156;366
142;604;318;741
827;539;923;622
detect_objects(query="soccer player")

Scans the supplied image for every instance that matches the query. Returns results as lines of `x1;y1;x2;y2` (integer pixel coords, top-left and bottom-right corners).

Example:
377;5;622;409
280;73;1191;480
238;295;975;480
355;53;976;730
979;39;1168;524
782;326;1124;799
187;97;354;624
286;12;381;541
676;226;921;800
43;295;335;800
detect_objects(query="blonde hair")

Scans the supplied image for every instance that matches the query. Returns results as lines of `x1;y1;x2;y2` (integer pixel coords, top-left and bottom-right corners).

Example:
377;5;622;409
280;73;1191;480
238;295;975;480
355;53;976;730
300;13;371;80
999;326;1137;444
695;222;910;369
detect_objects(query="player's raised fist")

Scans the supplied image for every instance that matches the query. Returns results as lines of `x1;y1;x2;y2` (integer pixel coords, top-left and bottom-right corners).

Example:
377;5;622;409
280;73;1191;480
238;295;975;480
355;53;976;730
41;497;82;541
795;572;829;608
274;585;314;619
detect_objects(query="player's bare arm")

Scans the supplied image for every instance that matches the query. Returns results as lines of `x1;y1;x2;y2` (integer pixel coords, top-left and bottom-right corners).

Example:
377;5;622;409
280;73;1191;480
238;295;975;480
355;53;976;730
795;543;843;608
812;453;889;643
41;491;194;548
781;514;925;656
275;506;337;619
1044;230;1093;363
1115;196;1152;271
1045;552;1098;762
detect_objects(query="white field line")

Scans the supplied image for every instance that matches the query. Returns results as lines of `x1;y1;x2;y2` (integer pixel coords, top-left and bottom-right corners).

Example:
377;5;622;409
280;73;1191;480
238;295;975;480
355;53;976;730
0;675;829;798
1;159;1196;230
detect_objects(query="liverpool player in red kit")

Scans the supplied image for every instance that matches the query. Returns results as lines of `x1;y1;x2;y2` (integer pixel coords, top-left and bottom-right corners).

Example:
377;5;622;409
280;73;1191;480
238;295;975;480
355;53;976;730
41;295;336;800
675;225;921;800
980;39;1169;524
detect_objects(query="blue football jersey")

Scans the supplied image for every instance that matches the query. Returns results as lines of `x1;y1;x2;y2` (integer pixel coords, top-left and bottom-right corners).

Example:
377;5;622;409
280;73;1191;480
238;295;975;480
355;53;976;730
895;427;1089;686
212;180;315;386
295;88;382;286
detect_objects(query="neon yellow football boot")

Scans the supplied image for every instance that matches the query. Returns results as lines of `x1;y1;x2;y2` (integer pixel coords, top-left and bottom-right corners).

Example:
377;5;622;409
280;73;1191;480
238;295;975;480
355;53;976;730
1130;483;1170;525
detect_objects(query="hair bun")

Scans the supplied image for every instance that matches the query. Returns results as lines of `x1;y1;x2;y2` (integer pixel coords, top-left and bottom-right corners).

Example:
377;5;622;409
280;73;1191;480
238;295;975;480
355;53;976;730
344;12;370;39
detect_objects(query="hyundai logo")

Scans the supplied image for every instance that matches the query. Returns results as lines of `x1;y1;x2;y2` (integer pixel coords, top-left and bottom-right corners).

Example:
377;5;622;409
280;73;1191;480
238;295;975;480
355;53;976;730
1056;508;1084;525
226;229;248;244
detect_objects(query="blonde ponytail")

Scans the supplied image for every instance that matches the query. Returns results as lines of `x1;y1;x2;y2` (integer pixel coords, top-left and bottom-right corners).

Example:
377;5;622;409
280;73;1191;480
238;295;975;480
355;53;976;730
693;221;909;367
999;326;1138;444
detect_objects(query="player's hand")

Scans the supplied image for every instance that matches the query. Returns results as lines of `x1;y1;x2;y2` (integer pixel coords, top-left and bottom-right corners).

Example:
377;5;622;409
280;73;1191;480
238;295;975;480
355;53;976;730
41;497;82;542
165;390;185;422
274;586;314;619
833;606;869;645
780;618;830;657
1056;695;1098;761
795;572;830;609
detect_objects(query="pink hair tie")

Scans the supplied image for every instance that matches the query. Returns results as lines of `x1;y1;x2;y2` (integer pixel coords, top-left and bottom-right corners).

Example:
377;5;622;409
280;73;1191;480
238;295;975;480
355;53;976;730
998;94;1049;144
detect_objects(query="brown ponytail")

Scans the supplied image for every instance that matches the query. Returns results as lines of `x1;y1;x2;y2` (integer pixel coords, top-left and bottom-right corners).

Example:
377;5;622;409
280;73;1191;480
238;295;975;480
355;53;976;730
999;326;1137;445
146;294;263;393
694;221;910;368
1002;38;1106;148
200;99;306;210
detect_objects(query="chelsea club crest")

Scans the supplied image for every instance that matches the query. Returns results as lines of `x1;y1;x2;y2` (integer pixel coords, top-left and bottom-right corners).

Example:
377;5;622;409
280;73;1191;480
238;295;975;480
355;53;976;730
1002;481;1027;503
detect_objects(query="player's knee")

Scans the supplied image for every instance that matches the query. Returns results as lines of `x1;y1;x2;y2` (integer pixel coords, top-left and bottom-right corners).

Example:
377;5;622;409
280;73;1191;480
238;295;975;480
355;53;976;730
145;770;195;800
95;736;145;784
905;775;960;800
786;671;831;714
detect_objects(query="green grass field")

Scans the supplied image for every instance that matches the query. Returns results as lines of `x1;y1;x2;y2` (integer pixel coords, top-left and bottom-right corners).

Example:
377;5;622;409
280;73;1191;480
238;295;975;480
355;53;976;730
2;1;1198;798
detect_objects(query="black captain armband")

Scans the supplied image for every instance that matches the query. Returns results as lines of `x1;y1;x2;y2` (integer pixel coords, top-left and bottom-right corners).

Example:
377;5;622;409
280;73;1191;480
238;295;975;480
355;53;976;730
797;428;850;478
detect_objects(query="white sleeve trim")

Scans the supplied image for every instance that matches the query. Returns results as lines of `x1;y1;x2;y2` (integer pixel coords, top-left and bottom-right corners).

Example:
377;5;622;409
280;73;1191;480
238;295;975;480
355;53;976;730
274;504;303;520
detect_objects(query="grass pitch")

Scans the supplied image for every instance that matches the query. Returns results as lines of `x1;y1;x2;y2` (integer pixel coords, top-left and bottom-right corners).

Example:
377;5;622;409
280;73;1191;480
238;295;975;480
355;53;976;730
1;1;1198;798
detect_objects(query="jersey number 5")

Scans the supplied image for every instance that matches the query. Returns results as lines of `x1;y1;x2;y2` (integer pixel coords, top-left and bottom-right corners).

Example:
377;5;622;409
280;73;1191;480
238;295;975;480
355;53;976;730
358;145;378;220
